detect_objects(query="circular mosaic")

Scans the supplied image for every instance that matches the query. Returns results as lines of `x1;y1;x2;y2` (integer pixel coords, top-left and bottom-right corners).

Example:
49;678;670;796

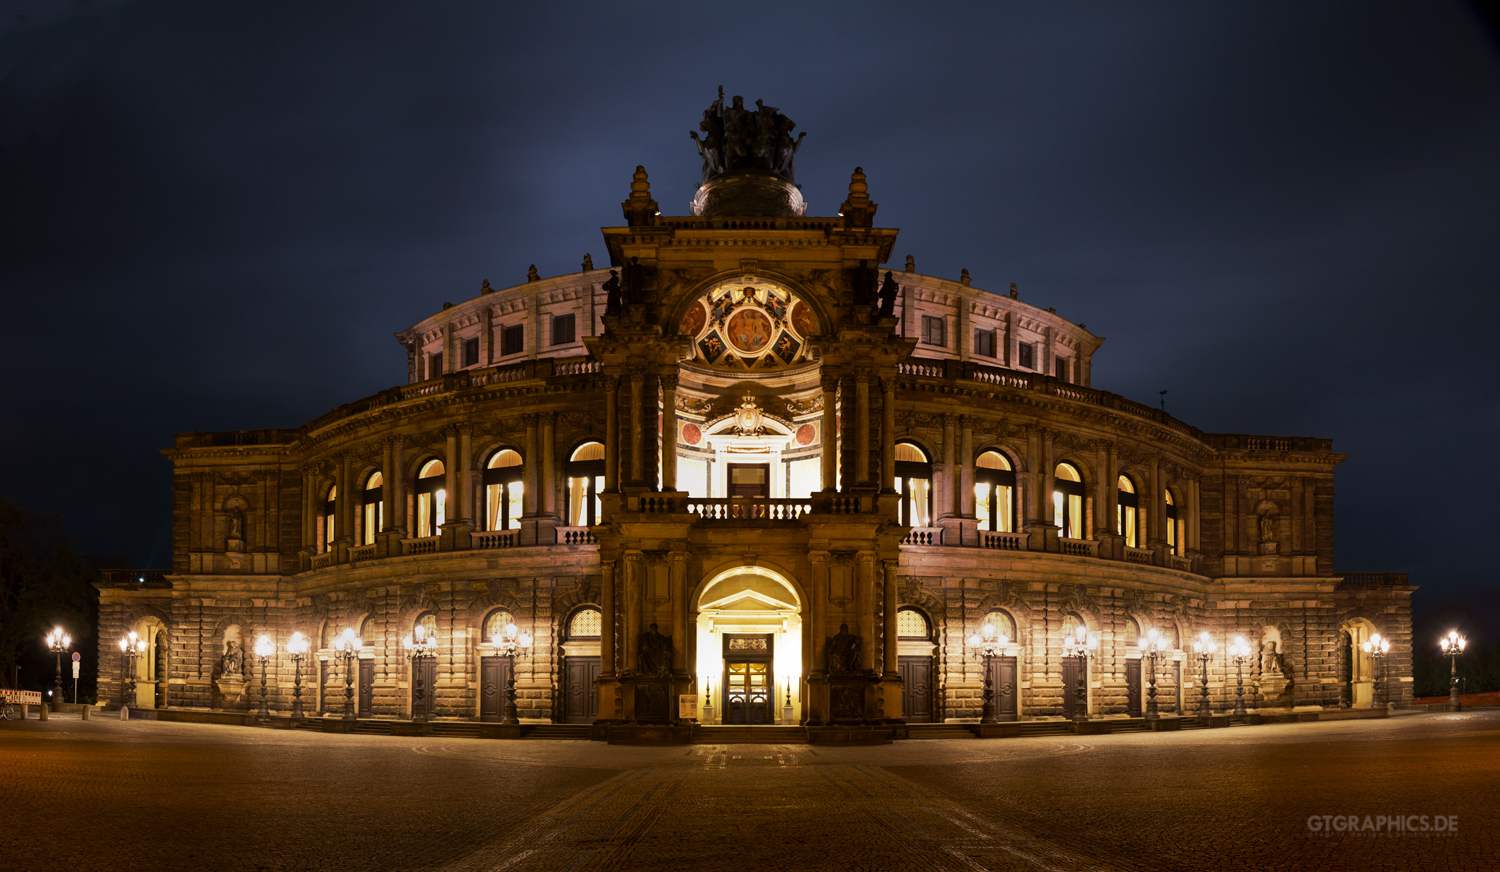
725;309;773;353
679;302;706;337
681;422;702;446
795;423;816;446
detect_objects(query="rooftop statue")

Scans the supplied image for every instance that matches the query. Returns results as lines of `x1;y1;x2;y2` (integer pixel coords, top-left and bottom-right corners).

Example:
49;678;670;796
689;86;805;185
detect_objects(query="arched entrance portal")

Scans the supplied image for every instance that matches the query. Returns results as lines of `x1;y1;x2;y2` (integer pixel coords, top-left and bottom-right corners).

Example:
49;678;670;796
695;567;802;725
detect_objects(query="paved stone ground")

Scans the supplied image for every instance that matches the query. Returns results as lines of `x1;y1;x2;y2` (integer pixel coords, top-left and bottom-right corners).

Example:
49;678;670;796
2;711;1494;871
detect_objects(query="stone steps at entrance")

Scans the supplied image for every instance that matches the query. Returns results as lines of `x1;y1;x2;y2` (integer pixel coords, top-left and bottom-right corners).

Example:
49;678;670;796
524;724;593;739
905;723;978;739
693;725;807;744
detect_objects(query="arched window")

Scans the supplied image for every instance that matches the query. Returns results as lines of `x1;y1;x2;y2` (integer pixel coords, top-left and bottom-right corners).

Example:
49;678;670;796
1123;616;1140;646
894;442;932;527
983;610;1016;640
975;451;1016;533
1053;462;1085;539
567;607;602;639
897;608;930;640
362;472;383;546
566;442;605;527
1117;475;1139;548
322;485;337;552
1165;490;1178;555
414;612;438;641
359;615;376;646
484;449;524;532
415;460;446;538
1062;612;1084;640
483;609;516;642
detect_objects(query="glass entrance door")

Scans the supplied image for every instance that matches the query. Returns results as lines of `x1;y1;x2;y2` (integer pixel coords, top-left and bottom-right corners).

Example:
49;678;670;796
724;661;773;724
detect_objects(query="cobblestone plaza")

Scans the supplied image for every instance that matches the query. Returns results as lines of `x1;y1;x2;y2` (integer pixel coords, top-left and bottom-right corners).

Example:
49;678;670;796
3;710;1492;871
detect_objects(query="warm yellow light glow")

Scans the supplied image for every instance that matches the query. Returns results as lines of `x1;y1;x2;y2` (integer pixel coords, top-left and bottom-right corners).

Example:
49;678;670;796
255;635;274;658
288;631;308;655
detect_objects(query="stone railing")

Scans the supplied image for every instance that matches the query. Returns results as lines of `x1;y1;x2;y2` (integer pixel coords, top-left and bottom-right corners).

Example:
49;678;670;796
901;527;942;546
310;552;336;570
897;360;945;378
1059;538;1098;558
1203;433;1335;454
98;568;171;586
817;494;873;514
981;531;1025;551
1124;547;1154;565
348;543;376;563
473;530;518;550
557;527;597;545
687;498;812;520
1169;554;1194;572
1336;572;1411;589
402;536;439;556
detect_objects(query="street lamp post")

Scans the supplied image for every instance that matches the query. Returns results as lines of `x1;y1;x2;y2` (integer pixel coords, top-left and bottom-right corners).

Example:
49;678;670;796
1139;628;1170;721
402;623;440;724
1192;631;1217;718
1062;624;1098;721
491;621;534;725
254;635;274;723
332;628;362;721
967;621;1008;725
287;632;309;720
1440;631;1467;711
118;631;146;710
45;627;71;711
1362;633;1390;709
1226;636;1251;717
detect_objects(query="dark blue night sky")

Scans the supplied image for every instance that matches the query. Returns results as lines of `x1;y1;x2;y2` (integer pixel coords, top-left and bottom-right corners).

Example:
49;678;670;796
2;2;1497;634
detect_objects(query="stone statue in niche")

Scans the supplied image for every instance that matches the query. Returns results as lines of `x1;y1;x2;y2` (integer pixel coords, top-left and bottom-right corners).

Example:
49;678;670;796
221;639;244;677
621;257;646;306
1258;510;1278;554
638;623;672;676
827;623;861;675
602;270;622;316
226;508;245;553
850;259;877;307
877;271;898;318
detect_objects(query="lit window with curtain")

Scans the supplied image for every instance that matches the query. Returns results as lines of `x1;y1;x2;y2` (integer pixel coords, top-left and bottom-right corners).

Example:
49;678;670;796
566;442;605;526
894;442;932;527
1165;490;1178;555
974;450;1016;532
322;485;337;552
1053;462;1084;539
415;459;446;538
362;473;383;546
483;449;524;531
1117;475;1139;548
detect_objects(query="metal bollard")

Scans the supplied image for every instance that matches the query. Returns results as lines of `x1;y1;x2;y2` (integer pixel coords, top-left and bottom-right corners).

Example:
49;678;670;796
38;704;48;721
119;706;130;721
82;705;91;721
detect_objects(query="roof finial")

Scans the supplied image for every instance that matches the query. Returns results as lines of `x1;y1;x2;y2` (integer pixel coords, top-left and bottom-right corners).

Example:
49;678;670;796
838;167;877;228
622;165;659;227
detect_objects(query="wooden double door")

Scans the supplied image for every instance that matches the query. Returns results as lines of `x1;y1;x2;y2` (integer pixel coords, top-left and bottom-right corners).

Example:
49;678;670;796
724;661;774;724
479;656;513;722
899;656;933;722
987;655;1019;721
563;656;599;724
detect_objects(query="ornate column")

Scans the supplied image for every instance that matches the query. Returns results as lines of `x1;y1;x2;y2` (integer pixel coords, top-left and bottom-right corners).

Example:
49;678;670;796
1095;443;1115;539
601;560;616;677
335;454;352;547
389;438;406;533
1189;477;1201;553
522;415;539;516
959;417;975;515
855;370;871;485
882;560;899;678
444;428;459;519
1149;458;1165;548
661;372;678;491
881;377;896;493
604;375;620;492
458;425;473;522
941;414;957;518
820;375;838;491
629;370;644;485
301;468;316;551
669;552;687;672
624;552;643;672
541;413;556;517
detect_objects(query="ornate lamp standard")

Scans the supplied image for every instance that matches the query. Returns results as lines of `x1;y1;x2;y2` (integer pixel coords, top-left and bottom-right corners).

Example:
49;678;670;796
118;631;146;710
1362;633;1390;708
332;627;362;721
45;627;71;710
287;631;309;720
402;623;440;724
1192;631;1217;718
1138;627;1171;721
490;621;533;725
253;634;274;723
1062;624;1098;721
1440;631;1467;711
1226;636;1251;717
967;621;1008;725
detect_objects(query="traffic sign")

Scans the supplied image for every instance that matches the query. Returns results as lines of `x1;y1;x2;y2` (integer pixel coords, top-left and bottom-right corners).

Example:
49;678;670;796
72;652;81;663
72;662;80;678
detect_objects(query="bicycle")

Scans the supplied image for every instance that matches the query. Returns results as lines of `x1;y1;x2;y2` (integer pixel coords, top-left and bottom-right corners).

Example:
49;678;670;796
0;700;18;720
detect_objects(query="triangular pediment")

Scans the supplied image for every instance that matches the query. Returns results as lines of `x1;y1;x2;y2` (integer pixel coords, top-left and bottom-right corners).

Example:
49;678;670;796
701;588;797;612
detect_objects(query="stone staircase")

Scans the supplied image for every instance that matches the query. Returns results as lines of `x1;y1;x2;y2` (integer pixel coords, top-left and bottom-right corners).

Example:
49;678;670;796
524;724;593;740
693;725;808;744
905;723;977;739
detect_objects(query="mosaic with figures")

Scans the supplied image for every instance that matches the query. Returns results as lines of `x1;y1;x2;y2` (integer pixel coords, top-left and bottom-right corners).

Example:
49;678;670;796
681;282;819;369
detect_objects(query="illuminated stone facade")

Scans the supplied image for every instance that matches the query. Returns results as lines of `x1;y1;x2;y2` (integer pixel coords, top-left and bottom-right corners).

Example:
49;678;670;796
96;104;1413;730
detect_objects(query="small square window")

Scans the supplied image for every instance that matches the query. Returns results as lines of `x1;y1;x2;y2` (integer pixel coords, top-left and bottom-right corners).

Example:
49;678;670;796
463;337;479;367
974;328;996;358
501;324;524;356
1018;343;1034;369
551;313;576;347
921;315;946;348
